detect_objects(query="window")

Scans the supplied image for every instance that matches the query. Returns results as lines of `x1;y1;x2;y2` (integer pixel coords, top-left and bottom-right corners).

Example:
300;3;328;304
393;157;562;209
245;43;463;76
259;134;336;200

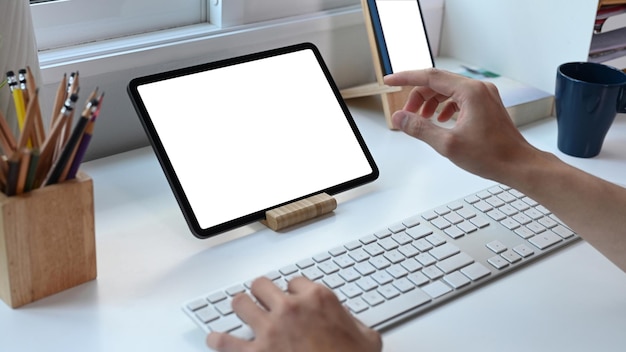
30;0;206;51
31;0;359;51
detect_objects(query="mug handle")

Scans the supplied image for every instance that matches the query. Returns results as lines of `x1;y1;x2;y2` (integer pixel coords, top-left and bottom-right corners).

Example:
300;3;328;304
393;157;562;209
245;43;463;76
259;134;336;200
621;86;626;113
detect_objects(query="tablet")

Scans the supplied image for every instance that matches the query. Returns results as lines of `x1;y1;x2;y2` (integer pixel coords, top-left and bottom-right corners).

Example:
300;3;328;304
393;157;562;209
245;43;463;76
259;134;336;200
127;43;379;239
366;0;435;75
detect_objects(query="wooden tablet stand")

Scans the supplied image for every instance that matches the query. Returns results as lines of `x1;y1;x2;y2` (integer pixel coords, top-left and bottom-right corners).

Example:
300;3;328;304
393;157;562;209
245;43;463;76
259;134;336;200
262;193;337;231
339;0;414;130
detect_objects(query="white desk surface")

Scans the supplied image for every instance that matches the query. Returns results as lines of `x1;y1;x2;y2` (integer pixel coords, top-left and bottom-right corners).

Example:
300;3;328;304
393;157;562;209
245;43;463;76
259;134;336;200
2;97;625;352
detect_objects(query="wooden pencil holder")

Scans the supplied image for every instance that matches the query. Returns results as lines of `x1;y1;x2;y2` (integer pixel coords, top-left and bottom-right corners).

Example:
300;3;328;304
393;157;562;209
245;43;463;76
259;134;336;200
0;172;96;308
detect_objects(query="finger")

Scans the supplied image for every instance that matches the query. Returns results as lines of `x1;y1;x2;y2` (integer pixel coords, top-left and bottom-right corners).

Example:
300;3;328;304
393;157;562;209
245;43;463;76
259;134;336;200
391;110;448;149
230;292;266;328
437;100;460;122
384;68;469;99
249;276;285;311
354;318;383;350
206;331;250;352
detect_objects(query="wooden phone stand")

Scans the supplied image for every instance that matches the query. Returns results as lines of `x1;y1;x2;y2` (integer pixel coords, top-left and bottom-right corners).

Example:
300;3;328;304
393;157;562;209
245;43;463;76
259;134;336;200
339;0;413;129
262;193;337;231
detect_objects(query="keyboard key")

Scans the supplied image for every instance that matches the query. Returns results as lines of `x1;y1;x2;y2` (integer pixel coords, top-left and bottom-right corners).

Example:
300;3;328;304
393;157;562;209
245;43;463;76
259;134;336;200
457;221;478;234
460;262;491;281
354;262;376;276
391;232;413;245
383;249;405;264
230;325;254;341
398;243;419;258
214;299;234;315
392;277;415;293
401;258;423;273
436;252;474;274
501;250;522;264
377;284;401;300
370;255;391;270
196;306;220;323
415;253;436;266
346;297;369;313
402;215;421;228
363;243;385;257
429;243;460;261
444;271;471;289
513;244;534;258
431;217;451;230
422;280;452;298
412;238;433;252
362;291;385;306
529;231;561;250
322;274;345;289
209;315;242;333
348;248;370;262
444;226;465;239
405;224;433;239
356;277;378;291
487;256;509;270
187;298;208;311
422;265;444;280
456;207;477;219
296;258;315;269
355;289;431;328
552;225;575;239
407;272;429;286
225;284;246;296
339;267;361;282
486;240;507;254
387;264;409;279
470;216;490;228
388;222;406;234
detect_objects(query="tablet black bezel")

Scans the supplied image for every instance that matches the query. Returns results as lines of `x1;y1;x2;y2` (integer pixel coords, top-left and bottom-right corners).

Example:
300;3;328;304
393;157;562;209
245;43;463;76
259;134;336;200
127;42;379;239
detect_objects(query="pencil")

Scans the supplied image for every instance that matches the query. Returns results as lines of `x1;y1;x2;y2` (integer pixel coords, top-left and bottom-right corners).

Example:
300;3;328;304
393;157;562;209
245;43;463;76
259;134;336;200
27;66;45;146
7;71;27;131
24;148;40;192
50;73;67;129
6;151;21;196
16;148;31;195
34;93;79;188
44;98;97;186
65;92;104;180
16;88;39;150
18;69;30;106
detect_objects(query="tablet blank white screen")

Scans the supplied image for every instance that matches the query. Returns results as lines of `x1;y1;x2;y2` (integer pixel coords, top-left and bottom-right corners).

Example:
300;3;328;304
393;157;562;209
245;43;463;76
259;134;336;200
136;49;374;229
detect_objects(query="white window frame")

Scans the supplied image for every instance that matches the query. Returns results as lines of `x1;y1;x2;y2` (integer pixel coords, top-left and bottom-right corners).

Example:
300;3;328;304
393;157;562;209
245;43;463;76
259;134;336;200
34;0;362;85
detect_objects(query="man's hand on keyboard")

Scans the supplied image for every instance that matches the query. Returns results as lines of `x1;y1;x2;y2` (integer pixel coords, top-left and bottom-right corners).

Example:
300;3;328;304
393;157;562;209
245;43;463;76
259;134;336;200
206;276;382;352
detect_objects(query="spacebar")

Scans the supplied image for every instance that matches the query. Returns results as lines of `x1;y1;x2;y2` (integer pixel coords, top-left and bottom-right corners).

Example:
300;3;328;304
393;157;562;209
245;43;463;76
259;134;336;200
354;289;431;328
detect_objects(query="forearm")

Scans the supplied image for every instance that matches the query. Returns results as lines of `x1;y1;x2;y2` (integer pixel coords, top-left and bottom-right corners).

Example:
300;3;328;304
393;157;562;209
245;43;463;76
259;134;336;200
500;151;626;271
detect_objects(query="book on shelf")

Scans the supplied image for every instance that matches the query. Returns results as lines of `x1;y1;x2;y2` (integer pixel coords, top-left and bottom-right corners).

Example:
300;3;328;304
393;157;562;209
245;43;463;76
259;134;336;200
434;57;554;127
590;3;626;70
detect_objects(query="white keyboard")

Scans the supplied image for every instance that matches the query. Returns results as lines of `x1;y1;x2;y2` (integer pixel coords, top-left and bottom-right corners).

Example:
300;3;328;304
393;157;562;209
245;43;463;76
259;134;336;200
182;184;578;339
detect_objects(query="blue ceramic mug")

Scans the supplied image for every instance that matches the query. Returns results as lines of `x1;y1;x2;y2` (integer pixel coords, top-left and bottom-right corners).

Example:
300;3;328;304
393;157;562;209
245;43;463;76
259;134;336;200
555;62;626;158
